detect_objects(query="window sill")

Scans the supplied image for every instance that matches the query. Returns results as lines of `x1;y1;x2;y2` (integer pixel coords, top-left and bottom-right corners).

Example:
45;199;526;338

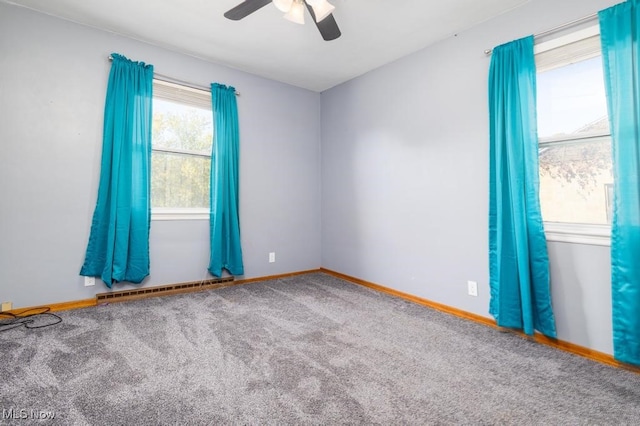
151;208;209;221
544;222;610;246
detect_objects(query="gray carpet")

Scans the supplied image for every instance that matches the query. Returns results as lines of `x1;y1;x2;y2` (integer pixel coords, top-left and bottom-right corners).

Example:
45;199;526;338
1;272;639;425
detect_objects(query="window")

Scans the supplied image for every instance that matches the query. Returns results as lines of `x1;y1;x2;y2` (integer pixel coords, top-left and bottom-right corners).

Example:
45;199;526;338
151;80;213;220
535;26;612;244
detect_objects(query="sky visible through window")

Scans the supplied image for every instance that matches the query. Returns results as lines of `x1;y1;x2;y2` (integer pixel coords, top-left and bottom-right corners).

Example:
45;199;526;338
537;56;609;139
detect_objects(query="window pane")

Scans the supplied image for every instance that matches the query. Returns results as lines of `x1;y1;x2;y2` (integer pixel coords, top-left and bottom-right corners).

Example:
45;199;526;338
153;99;213;153
152;151;210;208
151;93;213;211
537;56;609;140
539;139;613;224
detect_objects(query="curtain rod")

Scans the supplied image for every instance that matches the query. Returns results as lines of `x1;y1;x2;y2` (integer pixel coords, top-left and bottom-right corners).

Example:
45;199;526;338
107;56;240;96
483;12;598;55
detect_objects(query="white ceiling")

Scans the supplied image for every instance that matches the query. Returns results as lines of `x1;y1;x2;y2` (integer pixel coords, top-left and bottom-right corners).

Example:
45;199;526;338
4;0;529;92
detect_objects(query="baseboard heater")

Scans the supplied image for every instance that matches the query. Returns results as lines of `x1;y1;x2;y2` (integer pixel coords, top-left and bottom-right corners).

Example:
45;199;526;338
95;276;235;304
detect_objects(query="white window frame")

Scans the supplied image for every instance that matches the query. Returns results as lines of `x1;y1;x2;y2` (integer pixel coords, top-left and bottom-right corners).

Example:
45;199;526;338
535;25;612;246
151;79;212;221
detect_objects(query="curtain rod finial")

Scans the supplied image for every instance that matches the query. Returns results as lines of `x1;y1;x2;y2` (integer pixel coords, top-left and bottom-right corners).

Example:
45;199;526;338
484;49;493;55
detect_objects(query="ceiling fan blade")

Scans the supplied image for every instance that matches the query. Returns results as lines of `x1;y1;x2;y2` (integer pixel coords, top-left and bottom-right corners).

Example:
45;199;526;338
304;3;341;41
224;0;272;20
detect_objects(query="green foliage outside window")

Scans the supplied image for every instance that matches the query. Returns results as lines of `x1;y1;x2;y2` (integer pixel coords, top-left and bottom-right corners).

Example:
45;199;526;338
151;109;213;209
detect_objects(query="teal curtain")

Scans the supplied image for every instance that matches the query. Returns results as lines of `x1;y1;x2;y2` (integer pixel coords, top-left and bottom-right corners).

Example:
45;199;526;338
80;53;154;288
600;0;640;366
209;83;244;277
488;36;557;337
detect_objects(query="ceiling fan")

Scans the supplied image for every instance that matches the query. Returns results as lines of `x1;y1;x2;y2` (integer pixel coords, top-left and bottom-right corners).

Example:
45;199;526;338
224;0;341;41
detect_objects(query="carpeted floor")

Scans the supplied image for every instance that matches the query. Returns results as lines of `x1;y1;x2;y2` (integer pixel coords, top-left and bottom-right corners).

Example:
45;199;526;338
1;272;639;425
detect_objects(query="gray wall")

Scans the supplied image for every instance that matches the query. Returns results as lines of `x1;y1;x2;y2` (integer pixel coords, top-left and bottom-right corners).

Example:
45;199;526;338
321;0;618;355
0;3;321;308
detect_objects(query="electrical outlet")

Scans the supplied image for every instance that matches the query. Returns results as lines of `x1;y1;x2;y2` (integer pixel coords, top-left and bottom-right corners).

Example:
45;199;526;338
467;281;478;297
84;276;95;287
1;302;12;312
269;252;276;263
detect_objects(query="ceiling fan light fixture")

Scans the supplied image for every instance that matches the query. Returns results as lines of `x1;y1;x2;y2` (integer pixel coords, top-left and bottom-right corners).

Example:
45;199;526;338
273;0;293;13
283;0;305;25
224;0;341;41
306;0;335;22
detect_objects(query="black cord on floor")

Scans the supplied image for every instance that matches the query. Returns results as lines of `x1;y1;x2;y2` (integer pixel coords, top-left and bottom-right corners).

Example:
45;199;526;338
0;307;62;332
